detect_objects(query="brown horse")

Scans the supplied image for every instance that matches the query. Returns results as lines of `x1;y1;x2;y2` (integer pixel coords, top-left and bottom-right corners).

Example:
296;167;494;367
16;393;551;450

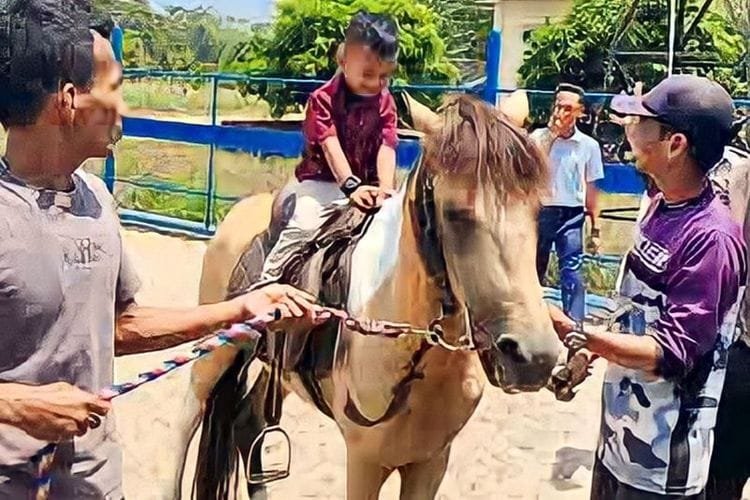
174;94;561;499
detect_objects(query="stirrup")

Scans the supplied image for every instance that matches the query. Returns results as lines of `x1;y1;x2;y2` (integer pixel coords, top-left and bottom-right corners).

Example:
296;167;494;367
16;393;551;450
246;424;291;485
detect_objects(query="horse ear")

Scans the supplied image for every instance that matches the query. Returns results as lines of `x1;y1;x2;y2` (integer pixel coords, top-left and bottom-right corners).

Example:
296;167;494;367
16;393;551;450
498;90;529;128
404;92;442;134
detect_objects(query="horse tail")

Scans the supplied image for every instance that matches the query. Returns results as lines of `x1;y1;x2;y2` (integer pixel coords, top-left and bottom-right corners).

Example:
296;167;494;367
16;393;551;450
193;348;253;500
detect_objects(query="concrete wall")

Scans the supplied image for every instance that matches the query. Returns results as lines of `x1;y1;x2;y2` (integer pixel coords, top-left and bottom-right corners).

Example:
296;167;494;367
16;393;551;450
493;0;573;89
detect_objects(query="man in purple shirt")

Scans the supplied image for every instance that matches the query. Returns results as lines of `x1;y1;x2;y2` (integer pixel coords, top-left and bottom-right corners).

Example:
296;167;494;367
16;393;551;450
559;75;747;498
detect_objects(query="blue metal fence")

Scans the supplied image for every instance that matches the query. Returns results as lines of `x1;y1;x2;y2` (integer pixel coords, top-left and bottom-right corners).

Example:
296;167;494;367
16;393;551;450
107;25;645;238
113;98;647;238
106;26;693;240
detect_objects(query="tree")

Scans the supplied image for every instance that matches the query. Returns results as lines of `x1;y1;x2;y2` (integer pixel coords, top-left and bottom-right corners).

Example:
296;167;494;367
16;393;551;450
722;0;750;96
224;0;458;81
518;0;747;95
93;0;222;70
221;0;461;116
422;0;493;80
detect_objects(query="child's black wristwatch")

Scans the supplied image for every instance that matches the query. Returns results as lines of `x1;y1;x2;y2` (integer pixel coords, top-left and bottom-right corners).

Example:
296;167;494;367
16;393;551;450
340;176;363;197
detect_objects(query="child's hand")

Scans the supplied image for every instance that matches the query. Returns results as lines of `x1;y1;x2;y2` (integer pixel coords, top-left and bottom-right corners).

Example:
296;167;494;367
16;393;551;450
376;188;397;207
349;185;380;211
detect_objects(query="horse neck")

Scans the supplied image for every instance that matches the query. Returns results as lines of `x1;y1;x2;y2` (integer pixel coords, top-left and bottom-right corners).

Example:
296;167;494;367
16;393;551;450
361;198;463;342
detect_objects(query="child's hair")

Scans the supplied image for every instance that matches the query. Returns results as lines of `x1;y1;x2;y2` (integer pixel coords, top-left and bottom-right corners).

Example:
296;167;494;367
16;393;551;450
344;11;399;63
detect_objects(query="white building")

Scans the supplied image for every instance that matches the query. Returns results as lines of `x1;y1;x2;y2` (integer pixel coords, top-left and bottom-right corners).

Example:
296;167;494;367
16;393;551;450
492;0;574;88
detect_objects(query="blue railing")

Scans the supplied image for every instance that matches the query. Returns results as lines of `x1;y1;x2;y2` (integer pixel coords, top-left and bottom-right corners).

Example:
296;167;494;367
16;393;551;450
108;27;746;240
108;25;631;238
112;71;651;238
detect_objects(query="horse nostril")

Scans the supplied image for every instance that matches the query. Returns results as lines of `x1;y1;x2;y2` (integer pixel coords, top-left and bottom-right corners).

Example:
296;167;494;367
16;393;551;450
497;337;527;364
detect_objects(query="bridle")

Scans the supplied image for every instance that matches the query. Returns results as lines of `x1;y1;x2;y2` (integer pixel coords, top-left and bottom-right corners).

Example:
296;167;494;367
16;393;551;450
408;159;506;383
410;159;462;325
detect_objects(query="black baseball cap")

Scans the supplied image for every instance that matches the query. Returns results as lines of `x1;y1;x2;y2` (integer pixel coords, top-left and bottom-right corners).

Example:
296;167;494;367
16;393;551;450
610;75;735;171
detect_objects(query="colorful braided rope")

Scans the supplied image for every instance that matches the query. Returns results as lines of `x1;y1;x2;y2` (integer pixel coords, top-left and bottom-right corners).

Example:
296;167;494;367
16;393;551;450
27;304;497;498
30;320;267;499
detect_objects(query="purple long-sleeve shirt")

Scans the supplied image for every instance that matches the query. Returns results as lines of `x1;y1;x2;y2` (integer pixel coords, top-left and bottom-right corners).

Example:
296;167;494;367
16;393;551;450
624;185;746;377
599;184;747;495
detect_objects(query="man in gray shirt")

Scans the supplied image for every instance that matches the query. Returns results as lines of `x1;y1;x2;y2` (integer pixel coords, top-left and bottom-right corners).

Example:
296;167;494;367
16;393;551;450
0;1;327;498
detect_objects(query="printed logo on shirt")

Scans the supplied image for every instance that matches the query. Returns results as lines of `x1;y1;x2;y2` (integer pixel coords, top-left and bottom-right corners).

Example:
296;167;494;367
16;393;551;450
632;235;671;273
61;237;109;269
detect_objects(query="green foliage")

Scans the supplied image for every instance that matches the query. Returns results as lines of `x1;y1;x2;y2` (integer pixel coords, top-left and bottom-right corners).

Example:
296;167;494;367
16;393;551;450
519;0;747;94
520;0;627;90
421;0;493;82
94;0;474;116
222;0;461;116
238;0;457;80
94;0;223;70
545;254;619;297
119;188;206;222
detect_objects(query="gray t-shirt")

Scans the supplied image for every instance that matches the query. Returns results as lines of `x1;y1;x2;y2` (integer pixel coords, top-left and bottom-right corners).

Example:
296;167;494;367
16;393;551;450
0;165;139;499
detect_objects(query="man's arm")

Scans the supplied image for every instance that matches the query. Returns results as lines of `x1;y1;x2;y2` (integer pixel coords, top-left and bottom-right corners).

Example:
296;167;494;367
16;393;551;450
115;284;330;356
0;382;110;442
585;141;605;247
569;231;746;378
549;303;658;371
113;241;328;356
530;127;556;155
584;329;661;372
115;300;243;356
585;183;599;233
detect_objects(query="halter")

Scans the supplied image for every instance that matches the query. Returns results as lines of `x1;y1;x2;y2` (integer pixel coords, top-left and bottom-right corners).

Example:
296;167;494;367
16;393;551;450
411;161;459;318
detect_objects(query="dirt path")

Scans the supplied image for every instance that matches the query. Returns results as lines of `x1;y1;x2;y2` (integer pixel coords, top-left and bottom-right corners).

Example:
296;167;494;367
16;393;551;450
115;230;748;500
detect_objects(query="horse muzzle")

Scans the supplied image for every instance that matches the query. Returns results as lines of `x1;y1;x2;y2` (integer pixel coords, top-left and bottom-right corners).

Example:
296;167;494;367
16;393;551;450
476;334;559;392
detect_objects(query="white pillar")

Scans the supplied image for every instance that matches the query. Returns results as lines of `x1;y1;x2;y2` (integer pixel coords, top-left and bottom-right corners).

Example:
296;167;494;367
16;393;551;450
667;0;676;75
493;0;505;90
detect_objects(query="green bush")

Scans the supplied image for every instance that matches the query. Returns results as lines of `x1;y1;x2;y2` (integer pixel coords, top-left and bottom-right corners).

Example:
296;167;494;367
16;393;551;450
519;0;747;93
545;253;620;296
222;0;461;117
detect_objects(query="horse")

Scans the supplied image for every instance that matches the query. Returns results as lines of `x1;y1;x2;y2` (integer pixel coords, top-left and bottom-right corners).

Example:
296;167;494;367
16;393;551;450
173;94;562;500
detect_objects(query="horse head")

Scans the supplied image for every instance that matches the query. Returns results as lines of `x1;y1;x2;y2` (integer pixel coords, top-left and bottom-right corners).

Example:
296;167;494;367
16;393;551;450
413;94;562;392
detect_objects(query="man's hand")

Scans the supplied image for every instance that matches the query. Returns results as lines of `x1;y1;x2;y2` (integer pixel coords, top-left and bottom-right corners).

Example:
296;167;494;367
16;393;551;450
548;304;577;341
349;185;381;211
548;109;576;138
232;284;332;327
0;383;111;442
586;233;602;255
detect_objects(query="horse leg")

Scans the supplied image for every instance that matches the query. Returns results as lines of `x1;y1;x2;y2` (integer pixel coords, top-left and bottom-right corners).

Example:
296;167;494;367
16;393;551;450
161;345;244;499
346;452;392;500
170;383;202;500
397;446;451;500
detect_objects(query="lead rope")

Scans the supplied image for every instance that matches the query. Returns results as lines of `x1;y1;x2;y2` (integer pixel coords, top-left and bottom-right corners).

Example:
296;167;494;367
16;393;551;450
30;307;473;498
30;318;269;500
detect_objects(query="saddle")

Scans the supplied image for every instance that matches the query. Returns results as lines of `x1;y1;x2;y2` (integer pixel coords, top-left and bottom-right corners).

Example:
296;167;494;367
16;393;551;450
226;188;375;374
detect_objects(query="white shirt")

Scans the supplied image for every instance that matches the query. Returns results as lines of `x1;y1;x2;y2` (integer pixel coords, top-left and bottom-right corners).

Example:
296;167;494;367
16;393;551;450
532;127;604;207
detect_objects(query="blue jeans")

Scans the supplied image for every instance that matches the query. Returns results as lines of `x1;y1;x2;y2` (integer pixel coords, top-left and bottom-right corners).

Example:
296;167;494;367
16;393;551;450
536;206;585;321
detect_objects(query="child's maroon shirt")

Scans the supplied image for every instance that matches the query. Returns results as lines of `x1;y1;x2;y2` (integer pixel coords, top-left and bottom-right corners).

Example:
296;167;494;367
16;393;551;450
295;74;399;185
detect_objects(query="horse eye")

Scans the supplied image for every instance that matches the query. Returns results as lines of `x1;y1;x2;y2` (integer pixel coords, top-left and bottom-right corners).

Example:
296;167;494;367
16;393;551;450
444;208;475;223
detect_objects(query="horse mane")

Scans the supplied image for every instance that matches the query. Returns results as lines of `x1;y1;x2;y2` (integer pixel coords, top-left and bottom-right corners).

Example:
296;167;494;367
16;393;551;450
423;93;549;200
